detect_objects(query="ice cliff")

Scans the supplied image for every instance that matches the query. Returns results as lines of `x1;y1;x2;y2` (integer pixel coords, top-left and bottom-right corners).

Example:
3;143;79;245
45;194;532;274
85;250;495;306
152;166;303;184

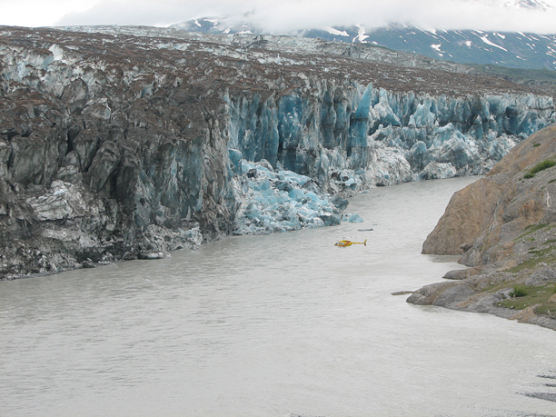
0;26;554;278
226;84;553;189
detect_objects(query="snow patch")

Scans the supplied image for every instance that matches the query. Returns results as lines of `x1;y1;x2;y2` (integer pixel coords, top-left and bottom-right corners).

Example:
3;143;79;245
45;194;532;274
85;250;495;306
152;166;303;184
325;27;349;37
431;43;443;53
479;35;508;52
354;25;369;43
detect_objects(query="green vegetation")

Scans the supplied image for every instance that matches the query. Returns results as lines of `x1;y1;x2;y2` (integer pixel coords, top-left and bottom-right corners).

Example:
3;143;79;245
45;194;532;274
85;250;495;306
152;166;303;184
524;159;556;179
498;283;556;318
511;285;528;297
516;223;551;241
528;246;553;257
533;143;540;147
508;236;555;273
531;160;556;174
508;255;555;273
534;303;556;319
508;250;555;273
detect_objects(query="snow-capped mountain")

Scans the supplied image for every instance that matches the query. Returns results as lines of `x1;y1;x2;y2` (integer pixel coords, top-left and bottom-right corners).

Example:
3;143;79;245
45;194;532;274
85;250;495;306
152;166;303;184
485;0;552;10
173;18;556;70
303;26;556;70
510;0;552;9
171;17;260;35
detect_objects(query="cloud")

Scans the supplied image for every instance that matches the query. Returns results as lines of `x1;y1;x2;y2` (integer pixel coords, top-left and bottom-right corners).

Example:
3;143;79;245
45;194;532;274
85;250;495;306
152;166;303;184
48;0;556;34
0;0;102;27
56;0;194;27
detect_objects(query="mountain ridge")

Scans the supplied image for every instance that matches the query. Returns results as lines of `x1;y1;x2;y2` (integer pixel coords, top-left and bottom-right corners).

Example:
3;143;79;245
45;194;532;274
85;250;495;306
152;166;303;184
171;18;556;71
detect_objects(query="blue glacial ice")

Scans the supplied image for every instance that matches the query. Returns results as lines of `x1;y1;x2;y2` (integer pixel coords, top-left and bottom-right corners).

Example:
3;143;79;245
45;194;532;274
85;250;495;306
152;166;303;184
226;84;554;188
342;213;364;223
226;83;553;234
232;159;344;234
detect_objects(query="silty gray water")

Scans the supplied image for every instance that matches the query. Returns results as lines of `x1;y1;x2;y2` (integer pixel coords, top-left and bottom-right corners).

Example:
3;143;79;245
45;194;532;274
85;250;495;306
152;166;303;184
1;177;555;417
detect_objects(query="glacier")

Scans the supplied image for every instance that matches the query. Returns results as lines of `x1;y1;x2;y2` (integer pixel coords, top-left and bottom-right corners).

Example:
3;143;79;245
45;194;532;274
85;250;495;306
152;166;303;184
0;25;554;277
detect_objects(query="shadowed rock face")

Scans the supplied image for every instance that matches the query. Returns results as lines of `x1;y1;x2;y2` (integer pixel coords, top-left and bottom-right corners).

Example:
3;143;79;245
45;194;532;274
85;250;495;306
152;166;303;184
412;124;556;330
0;25;554;278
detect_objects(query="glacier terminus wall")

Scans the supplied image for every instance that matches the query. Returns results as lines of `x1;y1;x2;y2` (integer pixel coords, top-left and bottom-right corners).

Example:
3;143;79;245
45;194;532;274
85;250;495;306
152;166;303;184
226;82;553;187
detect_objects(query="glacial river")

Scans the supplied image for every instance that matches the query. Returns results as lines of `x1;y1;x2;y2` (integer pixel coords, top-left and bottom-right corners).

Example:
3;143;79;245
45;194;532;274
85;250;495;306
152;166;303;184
1;177;555;417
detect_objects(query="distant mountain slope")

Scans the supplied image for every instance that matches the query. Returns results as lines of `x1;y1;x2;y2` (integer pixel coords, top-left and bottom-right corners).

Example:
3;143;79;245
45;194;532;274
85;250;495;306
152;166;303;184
480;0;553;11
171;17;258;35
304;26;556;71
173;18;556;70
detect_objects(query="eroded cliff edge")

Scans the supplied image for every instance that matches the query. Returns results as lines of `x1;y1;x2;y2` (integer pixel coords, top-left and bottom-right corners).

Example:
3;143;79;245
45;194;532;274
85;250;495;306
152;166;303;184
409;125;556;330
0;26;554;279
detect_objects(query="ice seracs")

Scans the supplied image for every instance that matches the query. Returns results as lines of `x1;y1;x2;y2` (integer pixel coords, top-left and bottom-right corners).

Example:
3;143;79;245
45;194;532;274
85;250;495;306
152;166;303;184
231;159;344;234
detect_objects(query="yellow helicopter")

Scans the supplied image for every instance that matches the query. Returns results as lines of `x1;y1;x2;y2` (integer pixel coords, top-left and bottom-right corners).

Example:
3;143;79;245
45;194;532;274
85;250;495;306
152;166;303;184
334;239;367;247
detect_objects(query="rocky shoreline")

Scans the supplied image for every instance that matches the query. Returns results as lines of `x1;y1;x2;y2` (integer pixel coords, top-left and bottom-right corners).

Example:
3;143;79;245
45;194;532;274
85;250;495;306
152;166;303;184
408;125;556;331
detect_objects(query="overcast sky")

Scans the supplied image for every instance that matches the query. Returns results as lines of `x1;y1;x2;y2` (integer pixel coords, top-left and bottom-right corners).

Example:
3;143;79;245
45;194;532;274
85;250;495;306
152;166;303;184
1;0;555;33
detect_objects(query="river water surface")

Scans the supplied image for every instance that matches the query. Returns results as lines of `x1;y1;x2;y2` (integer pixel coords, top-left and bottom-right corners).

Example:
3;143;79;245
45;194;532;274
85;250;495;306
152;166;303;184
1;177;555;417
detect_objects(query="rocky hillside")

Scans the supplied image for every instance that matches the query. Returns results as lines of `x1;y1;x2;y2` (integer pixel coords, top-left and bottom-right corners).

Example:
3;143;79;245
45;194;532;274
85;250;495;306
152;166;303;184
409;124;556;330
0;25;554;279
